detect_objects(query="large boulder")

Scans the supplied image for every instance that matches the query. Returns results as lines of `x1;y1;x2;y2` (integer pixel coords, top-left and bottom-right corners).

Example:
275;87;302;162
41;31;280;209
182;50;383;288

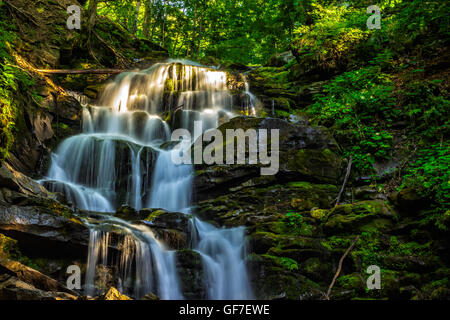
141;209;191;250
0;198;89;259
193;117;342;197
0;274;77;300
195;181;338;227
0;257;77;296
323;200;396;235
0;162;57;201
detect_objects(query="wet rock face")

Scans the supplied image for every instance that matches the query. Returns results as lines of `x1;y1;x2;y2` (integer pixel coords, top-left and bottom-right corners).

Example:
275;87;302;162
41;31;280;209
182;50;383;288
0;165;89;260
116;207;191;250
8;93;83;178
143;209;191;250
0;163;57;201
176;250;205;299
0;202;90;259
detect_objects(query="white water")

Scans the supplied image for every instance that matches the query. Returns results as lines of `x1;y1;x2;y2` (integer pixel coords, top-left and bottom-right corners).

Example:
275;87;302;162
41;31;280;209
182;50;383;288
42;61;254;299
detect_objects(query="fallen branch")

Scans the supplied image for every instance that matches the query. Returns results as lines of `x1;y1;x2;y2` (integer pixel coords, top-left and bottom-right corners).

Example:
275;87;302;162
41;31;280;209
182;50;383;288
324;235;360;300
36;69;124;75
335;155;353;206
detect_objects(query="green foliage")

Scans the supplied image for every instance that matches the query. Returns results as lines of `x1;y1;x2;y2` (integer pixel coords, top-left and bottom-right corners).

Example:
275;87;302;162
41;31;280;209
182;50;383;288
323;231;434;271
0;15;18;160
264;254;299;272
0;233;39;269
291;3;370;70
309;59;396;172
278;257;299;271
0;7;35;160
389;0;449;52
285;211;313;236
403;144;450;210
94;0;312;64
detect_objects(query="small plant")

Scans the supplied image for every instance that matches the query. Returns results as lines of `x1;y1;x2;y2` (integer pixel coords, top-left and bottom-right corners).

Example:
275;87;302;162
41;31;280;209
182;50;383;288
279;257;299;271
285;211;313;236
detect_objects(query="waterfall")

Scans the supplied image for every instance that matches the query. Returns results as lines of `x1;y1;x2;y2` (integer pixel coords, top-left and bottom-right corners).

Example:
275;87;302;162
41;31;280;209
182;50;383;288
242;75;257;116
41;60;253;300
191;218;253;299
84;217;183;299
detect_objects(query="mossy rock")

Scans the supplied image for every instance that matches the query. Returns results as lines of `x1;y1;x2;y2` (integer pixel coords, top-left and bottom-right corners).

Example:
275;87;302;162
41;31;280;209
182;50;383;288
84;83;106;100
430;287;450;300
336;273;365;293
267;247;323;264
323;200;396;234
144;209;167;222
248;232;279;254
310;208;329;220
300;257;334;283
142;209;190;233
284;148;342;184
115;205;138;220
247;253;323;299
271;97;294;111
0;233;20;260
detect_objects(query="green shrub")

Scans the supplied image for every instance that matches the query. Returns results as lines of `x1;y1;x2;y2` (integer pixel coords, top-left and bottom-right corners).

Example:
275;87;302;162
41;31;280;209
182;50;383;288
0;9;35;160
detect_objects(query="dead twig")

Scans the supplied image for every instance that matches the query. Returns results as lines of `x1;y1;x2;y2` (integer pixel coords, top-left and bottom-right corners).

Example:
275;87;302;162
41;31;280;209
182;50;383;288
335;155;352;206
324;235;359;300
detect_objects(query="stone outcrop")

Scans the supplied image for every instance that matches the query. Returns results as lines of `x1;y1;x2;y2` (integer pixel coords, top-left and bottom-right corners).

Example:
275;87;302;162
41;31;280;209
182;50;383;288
193;117;342;199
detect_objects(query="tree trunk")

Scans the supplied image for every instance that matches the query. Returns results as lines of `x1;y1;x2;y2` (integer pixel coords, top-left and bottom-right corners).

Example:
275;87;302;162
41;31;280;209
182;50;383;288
196;8;204;59
87;0;98;36
161;0;168;47
132;1;141;35
143;0;153;39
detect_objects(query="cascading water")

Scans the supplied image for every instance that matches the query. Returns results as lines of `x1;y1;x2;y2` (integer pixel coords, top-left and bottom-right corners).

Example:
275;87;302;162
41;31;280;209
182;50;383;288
242;75;257;117
41;60;254;299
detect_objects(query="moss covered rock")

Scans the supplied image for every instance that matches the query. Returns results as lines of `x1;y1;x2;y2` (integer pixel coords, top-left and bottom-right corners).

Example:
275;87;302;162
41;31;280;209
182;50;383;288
323;200;396;234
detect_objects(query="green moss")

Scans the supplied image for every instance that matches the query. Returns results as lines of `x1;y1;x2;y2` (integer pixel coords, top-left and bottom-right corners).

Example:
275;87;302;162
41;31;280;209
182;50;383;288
274;109;290;118
310;208;328;220
164;78;175;92
323;200;395;234
145;209;167;222
0;233;20;259
261;254;299;272
0;233;40;270
337;273;364;291
288;148;341;184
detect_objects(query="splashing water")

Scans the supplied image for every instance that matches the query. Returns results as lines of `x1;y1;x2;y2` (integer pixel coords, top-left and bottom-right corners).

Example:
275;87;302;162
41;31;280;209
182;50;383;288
42;61;253;299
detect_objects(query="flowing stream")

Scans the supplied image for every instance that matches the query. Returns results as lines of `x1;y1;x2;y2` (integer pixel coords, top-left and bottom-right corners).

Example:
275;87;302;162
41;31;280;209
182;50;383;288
41;60;254;299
